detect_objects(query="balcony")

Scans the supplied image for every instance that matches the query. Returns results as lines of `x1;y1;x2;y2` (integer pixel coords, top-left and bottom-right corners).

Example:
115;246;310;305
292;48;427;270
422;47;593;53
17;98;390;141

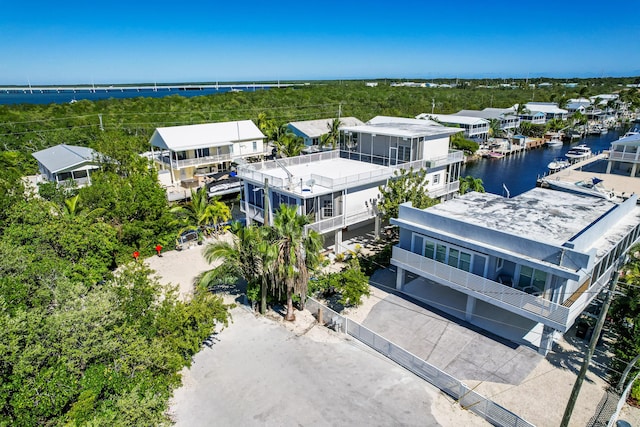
426;150;465;168
429;181;460;198
608;151;640;163
154;152;232;169
391;247;570;331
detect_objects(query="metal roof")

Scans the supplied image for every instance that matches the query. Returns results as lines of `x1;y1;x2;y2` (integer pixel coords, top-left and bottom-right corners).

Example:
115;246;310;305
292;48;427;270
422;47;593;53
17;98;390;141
287;117;364;138
417;113;489;126
32;144;100;173
454;109;518;120
524;102;568;114
149;120;265;151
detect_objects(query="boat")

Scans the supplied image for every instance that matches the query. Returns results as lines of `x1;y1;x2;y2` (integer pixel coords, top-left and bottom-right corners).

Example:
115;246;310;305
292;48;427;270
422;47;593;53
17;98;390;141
564;129;582;140
540;177;617;200
486;151;505;159
588;124;605;135
547;158;570;172
565;144;592;161
546;136;563;147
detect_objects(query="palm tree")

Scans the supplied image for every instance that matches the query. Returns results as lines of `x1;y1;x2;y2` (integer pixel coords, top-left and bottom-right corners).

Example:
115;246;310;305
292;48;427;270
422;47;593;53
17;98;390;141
488;118;502;138
274;126;305;157
170;187;229;236
459;176;485;194
272;205;323;321
199;222;266;310
320;118;342;150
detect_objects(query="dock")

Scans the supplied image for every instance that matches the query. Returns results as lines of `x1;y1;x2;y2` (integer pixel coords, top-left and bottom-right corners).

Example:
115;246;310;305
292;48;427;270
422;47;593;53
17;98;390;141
538;152;640;199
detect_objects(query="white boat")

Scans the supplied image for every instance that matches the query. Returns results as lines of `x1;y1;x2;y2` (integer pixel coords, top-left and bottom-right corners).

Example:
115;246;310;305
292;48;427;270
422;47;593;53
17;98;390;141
546;136;563;147
547;159;570;171
565;144;592;160
541;177;617;201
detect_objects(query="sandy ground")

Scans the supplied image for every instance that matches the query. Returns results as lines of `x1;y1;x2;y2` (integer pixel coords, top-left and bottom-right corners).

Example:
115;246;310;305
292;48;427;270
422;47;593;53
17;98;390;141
148;233;640;426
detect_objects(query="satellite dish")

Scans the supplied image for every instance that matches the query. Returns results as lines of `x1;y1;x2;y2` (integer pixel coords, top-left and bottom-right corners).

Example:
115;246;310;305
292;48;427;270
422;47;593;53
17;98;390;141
306;179;316;187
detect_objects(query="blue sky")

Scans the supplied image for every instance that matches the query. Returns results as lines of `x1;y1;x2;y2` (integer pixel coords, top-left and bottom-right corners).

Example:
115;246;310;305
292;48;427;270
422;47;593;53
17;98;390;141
1;0;638;85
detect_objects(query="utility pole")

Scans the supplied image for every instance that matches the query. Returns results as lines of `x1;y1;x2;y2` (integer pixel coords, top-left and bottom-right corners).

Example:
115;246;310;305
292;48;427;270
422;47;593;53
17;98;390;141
98;114;104;131
560;257;625;427
260;177;269;315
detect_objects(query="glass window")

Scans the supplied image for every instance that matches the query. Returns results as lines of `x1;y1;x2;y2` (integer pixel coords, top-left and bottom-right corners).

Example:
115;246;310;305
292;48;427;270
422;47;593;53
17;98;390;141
424;241;435;259
253;141;257;151
533;270;547;290
448;248;459;267
518;266;533;288
435;244;447;263
459;252;471;272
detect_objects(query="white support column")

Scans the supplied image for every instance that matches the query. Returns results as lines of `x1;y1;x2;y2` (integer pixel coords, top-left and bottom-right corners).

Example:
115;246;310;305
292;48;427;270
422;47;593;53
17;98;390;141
395;267;404;290
606;160;612;174
465;295;476;322
334;228;343;254
631;163;637;177
538;325;555;356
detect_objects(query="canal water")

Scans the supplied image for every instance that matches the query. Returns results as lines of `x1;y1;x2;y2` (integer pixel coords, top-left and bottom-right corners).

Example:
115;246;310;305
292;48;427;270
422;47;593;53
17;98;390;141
462;130;624;197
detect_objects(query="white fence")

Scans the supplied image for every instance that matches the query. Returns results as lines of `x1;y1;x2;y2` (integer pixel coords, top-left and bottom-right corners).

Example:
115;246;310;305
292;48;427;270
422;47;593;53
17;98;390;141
305;297;535;427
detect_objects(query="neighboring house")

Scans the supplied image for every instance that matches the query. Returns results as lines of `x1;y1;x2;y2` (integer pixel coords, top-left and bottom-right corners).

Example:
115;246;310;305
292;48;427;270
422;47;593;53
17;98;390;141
565;101;589;115
511;104;547;125
237;116;464;252
391;188;640;355
416;113;490;141
524;102;568;121
149;120;267;186
32;143;102;187
606;132;640;176
454;109;520;133
287;117;364;151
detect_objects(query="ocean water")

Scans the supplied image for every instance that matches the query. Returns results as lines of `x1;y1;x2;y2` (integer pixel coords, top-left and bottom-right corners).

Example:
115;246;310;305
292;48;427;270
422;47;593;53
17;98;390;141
0;86;268;105
462;130;624;197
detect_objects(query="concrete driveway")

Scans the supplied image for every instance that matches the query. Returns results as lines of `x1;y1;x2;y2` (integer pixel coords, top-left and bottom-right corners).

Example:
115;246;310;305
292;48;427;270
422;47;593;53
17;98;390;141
169;307;486;426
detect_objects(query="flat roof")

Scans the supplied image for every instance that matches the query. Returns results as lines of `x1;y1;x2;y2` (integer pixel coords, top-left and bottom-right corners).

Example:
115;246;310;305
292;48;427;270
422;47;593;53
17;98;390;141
244;156;392;195
426;187;616;246
341;116;462;138
455;110;518;120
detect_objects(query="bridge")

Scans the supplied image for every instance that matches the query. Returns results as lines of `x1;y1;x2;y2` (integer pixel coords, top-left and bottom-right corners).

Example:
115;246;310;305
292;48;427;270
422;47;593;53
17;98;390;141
0;82;305;94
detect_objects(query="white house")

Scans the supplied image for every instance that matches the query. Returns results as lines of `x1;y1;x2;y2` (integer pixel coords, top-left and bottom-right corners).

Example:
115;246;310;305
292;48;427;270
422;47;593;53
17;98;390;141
237;116;464;252
32;144;102;187
607;132;640;176
287;117;364;151
524;102;568;121
391;188;640;355
416;113;490;141
455;109;520;133
149;120;267;185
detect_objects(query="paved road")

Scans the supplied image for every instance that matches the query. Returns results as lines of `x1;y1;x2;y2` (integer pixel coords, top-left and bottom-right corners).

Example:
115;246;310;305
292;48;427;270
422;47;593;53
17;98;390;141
170;307;486;426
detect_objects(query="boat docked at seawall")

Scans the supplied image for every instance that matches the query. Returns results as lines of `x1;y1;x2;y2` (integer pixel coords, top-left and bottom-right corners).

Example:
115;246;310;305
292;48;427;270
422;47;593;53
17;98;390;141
545;136;563;147
565;144;592;161
539;177;618;201
547;158;570;172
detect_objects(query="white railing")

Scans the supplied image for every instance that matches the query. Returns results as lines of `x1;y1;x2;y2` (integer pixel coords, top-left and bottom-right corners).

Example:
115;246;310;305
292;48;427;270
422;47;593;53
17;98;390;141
608;151;640;162
426;150;465;168
154;153;232;169
429;181;461;198
305;215;345;234
392;247;570;330
345;209;374;224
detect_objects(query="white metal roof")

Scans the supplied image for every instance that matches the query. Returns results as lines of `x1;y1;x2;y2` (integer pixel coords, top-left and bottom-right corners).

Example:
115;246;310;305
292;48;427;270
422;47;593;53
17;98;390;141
368;115;441;127
417;113;489;126
287;117;364;138
524;103;568;114
149;120;265;151
454;109;517;120
32;144;100;173
341;116;462;138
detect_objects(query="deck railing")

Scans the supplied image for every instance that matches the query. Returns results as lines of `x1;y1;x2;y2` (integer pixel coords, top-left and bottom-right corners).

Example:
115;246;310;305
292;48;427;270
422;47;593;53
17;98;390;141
391;247;570;330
